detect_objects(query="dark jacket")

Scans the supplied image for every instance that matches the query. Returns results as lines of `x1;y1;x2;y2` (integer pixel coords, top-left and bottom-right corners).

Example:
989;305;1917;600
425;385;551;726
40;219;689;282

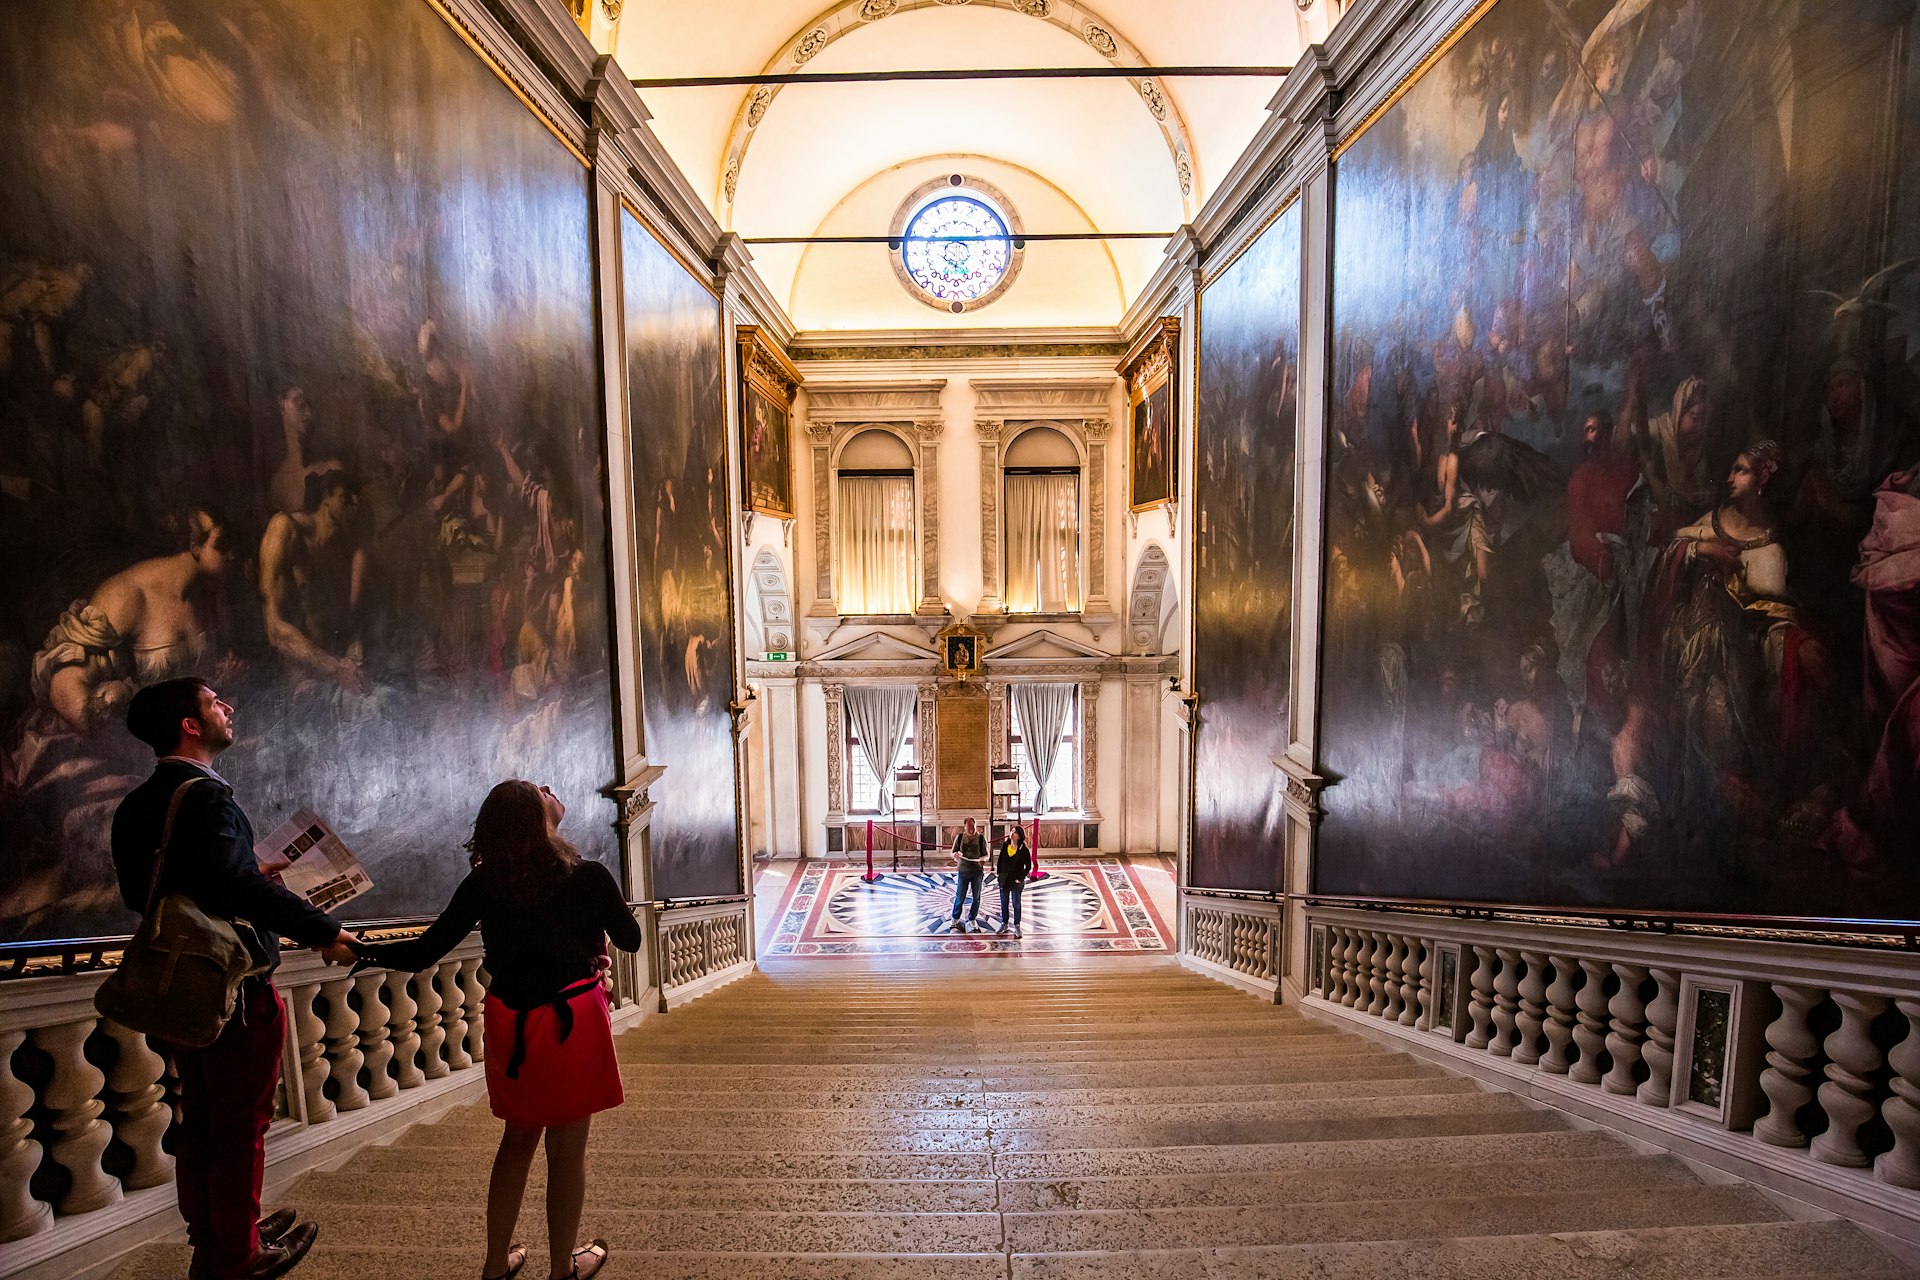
996;840;1032;885
952;830;988;867
363;860;642;1010
111;760;340;970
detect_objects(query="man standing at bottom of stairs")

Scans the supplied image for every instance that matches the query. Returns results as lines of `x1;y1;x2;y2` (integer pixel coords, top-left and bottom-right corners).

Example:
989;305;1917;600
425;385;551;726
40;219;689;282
949;816;988;931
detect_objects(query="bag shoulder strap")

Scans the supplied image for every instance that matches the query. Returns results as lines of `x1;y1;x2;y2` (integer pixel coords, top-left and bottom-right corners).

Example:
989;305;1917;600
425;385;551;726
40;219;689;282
145;775;215;915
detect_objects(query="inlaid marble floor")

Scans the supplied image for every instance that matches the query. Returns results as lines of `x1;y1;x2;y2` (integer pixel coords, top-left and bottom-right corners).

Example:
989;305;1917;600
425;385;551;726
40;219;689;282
756;857;1173;957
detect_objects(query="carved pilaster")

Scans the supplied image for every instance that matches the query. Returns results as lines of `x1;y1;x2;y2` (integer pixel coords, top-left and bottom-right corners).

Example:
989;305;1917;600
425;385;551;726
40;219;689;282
988;682;1009;767
917;682;938;814
976;420;1003;612
1084;418;1110;609
823;682;846;816
1079;678;1101;820
913;419;943;614
808;425;834;611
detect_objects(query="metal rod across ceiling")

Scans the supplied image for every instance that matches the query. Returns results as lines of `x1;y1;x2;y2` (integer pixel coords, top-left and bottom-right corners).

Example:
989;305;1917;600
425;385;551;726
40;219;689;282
631;65;1290;89
744;232;1175;245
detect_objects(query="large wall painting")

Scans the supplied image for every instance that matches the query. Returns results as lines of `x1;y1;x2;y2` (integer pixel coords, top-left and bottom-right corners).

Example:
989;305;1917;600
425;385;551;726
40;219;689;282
0;0;614;943
621;211;741;900
1319;0;1920;921
1192;204;1301;891
1126;318;1180;514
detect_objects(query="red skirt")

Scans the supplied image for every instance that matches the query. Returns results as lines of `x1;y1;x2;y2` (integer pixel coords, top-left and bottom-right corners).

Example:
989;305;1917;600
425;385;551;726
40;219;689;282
482;982;623;1128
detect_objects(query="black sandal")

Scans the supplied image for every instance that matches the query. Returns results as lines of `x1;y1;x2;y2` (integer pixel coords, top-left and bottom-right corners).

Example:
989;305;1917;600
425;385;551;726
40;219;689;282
565;1240;608;1280
482;1243;527;1280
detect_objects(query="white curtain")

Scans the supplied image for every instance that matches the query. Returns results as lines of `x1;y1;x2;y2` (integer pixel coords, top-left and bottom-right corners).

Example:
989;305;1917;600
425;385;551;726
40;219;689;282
845;685;916;814
837;475;916;614
1005;473;1080;612
1012;683;1075;813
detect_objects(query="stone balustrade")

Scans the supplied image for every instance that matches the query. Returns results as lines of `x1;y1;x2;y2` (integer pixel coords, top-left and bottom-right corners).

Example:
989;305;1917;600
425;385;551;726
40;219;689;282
0;933;492;1274
1181;894;1283;1000
650;900;753;1009
1304;906;1920;1221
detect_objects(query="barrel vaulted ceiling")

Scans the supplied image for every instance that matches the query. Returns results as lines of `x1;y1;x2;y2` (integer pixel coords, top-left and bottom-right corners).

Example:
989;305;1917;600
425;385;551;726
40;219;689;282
606;0;1350;332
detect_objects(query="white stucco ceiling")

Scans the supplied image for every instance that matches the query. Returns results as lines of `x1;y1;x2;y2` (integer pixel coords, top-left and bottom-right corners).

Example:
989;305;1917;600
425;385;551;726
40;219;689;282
610;0;1350;331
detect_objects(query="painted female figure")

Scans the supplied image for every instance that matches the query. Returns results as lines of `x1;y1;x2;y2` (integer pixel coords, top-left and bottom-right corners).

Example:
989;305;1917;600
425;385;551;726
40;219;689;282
1609;441;1833;865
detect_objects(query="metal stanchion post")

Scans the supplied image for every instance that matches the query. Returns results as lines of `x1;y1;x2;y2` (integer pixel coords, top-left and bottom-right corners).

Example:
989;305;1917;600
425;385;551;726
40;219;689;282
862;818;881;883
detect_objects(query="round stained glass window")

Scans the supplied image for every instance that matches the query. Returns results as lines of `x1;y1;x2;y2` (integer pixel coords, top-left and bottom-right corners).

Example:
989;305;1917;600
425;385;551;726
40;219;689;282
891;177;1023;313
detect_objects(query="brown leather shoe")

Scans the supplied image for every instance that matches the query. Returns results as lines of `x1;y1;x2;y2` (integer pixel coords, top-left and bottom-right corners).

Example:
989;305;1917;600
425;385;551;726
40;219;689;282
257;1209;298;1247
232;1221;318;1279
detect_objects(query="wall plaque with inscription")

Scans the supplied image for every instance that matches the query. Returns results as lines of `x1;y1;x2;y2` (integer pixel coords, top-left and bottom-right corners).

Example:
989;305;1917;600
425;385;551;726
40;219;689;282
936;690;990;812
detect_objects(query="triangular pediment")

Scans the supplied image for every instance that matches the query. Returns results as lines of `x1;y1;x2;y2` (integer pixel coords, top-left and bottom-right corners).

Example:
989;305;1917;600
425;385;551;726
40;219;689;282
810;631;942;665
985;629;1109;662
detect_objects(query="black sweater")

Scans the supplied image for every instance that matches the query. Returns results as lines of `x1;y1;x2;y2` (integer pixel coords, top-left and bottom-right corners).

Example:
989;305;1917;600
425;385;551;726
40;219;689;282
996;842;1033;885
363;860;642;1009
111;761;340;969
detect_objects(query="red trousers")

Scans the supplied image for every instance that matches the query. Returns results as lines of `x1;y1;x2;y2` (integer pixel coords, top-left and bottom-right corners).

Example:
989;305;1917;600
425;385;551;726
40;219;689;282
169;980;285;1278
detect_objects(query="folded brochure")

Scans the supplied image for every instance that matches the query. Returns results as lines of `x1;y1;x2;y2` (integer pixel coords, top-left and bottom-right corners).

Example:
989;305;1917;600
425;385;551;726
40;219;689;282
254;809;373;913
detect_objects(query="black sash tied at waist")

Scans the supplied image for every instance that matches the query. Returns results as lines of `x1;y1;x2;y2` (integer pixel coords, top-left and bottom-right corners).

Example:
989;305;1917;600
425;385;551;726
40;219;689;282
501;977;602;1081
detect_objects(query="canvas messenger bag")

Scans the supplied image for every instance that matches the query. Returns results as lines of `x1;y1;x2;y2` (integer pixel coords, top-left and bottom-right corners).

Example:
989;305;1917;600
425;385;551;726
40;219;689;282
94;777;270;1048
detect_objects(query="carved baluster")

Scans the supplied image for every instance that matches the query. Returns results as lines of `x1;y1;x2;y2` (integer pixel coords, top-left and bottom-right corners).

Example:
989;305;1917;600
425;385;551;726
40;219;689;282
1415;940;1436;1031
1637;968;1680;1106
1466;946;1497;1050
33;1018;119;1213
385;969;423;1090
1570;960;1611;1085
1336;930;1359;1007
1875;999;1920;1188
1755;985;1822;1148
1603;963;1649;1095
321;976;368;1112
1381;936;1406;1021
1367;934;1390;1016
100;1023;171;1189
414;968;447;1080
352;971;394;1101
290;983;334;1124
0;1029;53;1241
1490;948;1521;1056
438;962;472;1072
1398;937;1422;1028
461;957;488;1063
1514;951;1548;1066
1811;991;1891;1168
1540;955;1577;1074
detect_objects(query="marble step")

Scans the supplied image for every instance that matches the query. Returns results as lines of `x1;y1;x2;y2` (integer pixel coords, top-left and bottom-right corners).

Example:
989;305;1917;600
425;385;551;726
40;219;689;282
1006;1219;1914;1279
423;1084;1505;1138
289;1201;1006;1253
351;1145;998;1181
990;1127;1626;1178
614;1039;1385;1065
613;1059;1444;1103
110;1243;1011;1280
996;1153;1699;1210
300;1169;1004;1211
1003;1184;1783;1253
608;1078;1483;1127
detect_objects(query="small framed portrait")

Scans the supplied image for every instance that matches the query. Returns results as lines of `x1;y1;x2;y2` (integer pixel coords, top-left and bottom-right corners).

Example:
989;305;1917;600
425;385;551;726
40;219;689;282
737;325;801;521
939;624;984;681
1120;317;1179;513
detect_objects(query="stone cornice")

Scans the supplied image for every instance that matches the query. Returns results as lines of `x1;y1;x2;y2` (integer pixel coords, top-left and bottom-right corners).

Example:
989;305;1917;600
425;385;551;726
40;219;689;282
802;380;948;422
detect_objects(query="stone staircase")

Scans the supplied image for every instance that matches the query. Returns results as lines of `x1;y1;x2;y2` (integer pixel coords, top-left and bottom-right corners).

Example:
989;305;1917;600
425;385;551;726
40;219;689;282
112;961;1918;1278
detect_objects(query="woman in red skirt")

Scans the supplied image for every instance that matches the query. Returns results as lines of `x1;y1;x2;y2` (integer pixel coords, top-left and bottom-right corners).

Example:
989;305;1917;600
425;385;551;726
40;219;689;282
359;780;642;1280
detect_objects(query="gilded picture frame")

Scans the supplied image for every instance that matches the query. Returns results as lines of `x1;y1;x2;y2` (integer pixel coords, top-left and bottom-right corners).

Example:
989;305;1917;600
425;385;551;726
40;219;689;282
737;325;801;522
1121;317;1180;513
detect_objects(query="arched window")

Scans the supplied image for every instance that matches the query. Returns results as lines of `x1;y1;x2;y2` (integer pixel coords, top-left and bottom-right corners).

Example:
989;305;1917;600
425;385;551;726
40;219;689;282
890;175;1024;314
835;429;917;615
1003;426;1081;613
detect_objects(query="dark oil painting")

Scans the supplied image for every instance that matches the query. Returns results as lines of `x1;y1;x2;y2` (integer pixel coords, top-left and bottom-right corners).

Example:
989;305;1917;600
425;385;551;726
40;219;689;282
1318;0;1920;921
1192;203;1300;891
743;382;794;521
621;212;741;900
1131;377;1174;511
0;0;613;944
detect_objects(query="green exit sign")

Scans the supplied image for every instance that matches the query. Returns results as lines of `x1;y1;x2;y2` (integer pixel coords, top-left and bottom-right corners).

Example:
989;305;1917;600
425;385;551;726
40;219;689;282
764;651;791;661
